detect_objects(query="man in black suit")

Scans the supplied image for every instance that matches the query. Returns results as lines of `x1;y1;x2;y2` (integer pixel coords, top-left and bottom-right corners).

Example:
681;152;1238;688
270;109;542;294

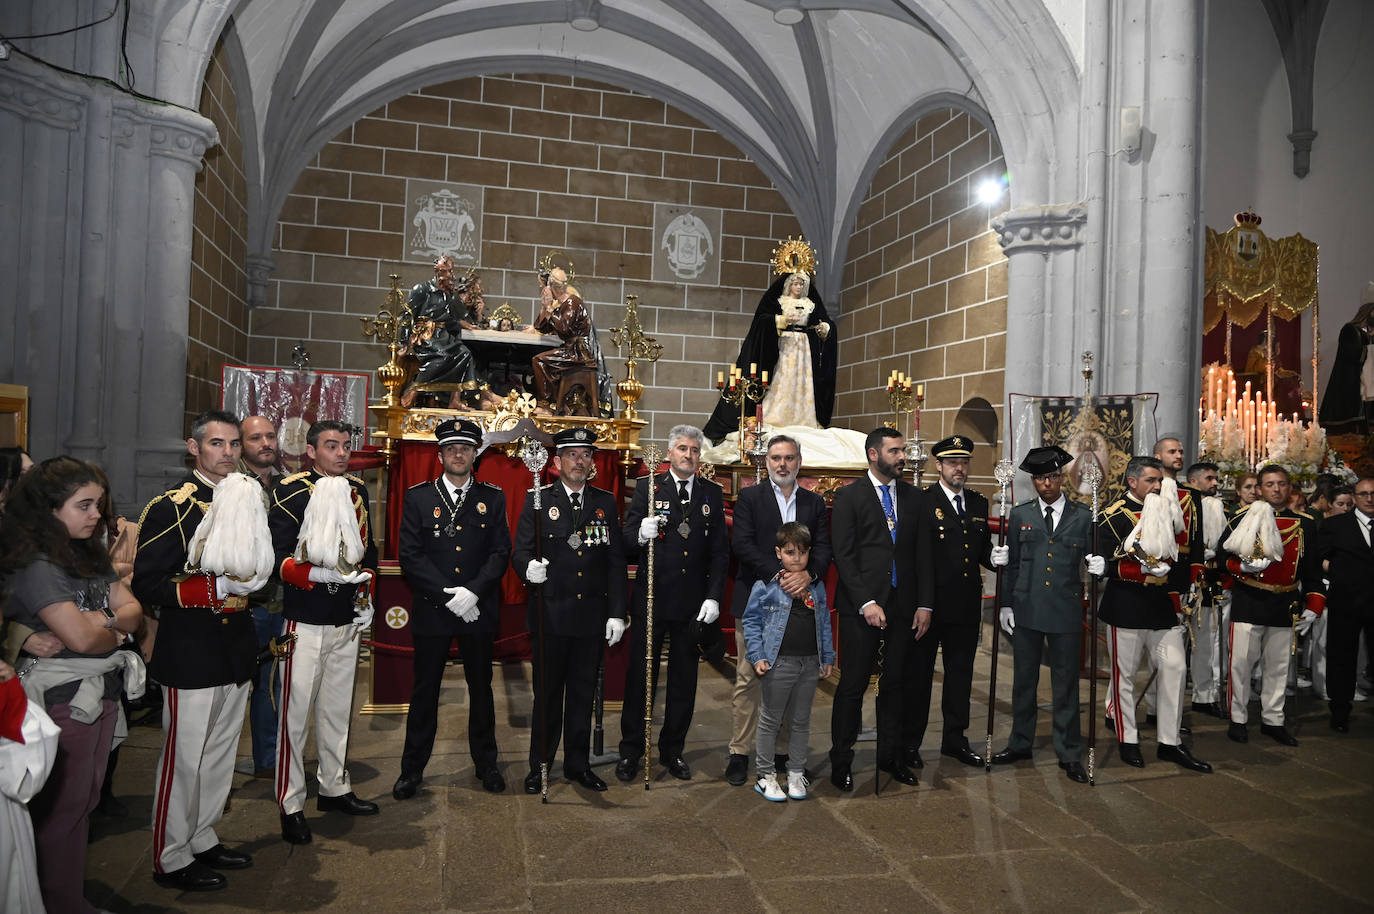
615;424;729;782
395;418;511;799
1317;476;1373;732
513;427;627;794
907;435;995;768
723;434;832;786
827;427;934;791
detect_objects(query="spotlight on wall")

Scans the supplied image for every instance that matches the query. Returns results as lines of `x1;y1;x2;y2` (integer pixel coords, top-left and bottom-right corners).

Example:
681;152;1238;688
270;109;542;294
773;1;805;25
976;177;1005;206
569;0;601;31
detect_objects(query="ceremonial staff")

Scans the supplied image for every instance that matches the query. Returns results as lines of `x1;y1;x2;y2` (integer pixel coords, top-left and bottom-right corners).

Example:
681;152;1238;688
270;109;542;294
985;458;1015;772
639;444;664;790
520;438;551;803
1080;451;1104;787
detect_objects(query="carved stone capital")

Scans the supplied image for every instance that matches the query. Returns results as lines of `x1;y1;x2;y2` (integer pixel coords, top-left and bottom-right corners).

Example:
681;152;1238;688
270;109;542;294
246;254;276;308
112;97;218;170
990;203;1087;254
0;64;85;130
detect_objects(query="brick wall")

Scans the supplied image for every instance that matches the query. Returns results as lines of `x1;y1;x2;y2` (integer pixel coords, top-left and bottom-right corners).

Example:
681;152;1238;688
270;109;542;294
837;109;1008;480
248;73;805;444
186;34;250;431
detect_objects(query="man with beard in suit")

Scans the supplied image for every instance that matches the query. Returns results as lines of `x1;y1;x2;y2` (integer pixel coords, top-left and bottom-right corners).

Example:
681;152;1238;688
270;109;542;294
395;418;511;798
827;427;934;791
722;434;832;786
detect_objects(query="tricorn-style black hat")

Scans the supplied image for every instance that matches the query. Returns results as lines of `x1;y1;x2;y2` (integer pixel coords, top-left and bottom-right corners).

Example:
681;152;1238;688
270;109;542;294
1019;445;1074;476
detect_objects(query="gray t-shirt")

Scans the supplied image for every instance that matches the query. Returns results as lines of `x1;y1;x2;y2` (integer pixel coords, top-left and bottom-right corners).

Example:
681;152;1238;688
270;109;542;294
4;557;120;705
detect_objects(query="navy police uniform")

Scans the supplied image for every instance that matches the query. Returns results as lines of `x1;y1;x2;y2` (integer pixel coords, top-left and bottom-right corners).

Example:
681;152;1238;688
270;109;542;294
512;428;626;785
133;472;258;876
397;419;511;791
908;436;994;763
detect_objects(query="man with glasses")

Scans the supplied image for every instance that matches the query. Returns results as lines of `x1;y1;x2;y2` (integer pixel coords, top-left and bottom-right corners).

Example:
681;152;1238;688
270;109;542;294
991;446;1099;783
1317;477;1374;733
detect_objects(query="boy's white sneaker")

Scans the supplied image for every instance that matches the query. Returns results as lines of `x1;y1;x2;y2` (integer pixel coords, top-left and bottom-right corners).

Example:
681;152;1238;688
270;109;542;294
755;774;787;802
786;771;808;800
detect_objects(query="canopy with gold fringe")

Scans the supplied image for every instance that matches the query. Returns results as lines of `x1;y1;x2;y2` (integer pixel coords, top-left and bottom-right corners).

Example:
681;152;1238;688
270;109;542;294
1203;210;1318;332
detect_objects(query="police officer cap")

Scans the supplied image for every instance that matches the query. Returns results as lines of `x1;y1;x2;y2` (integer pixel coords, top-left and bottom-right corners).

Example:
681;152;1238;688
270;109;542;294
553;427;598;451
436;418;483;449
1019;445;1073;476
932;435;974;459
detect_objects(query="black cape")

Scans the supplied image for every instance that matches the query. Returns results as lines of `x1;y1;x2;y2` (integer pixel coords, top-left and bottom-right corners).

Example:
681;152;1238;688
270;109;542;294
1320;321;1372;430
702;274;837;443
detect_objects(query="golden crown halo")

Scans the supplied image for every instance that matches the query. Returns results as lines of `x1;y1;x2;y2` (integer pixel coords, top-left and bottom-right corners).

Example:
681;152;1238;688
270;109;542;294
772;236;817;277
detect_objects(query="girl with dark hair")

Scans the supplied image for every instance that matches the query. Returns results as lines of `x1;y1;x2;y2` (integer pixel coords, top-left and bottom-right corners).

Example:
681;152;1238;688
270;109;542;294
0;456;144;914
0;447;33;507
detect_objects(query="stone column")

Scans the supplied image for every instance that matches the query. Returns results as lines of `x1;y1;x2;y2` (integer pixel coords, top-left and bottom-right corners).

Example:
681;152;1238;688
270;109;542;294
0;55;216;507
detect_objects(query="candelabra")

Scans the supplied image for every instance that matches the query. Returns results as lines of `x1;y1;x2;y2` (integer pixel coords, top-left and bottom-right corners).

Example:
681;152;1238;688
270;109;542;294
359;274;415;407
887;370;928;483
715;364;769;464
609;294;663;421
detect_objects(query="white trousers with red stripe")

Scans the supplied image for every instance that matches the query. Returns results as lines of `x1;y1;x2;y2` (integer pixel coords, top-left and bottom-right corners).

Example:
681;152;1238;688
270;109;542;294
1228;621;1290;726
276;620;360;815
1105;625;1186;746
151;682;249;873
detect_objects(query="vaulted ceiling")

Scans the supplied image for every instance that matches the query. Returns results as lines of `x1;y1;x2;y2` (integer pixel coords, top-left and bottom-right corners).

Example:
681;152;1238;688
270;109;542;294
217;0;998;293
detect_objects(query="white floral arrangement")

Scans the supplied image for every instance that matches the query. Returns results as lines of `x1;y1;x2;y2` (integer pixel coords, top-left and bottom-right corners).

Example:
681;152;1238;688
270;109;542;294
1201;413;1343;489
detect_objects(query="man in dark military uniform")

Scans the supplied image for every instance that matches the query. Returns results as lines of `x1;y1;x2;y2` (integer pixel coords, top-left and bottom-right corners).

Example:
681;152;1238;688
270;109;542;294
513;427;627;794
1097;456;1211;773
134;409;261;892
270;420;380;844
615;424;728;783
1219;464;1324;746
1185;461;1229;718
395;418;511;799
907;435;994;768
991;446;1096;783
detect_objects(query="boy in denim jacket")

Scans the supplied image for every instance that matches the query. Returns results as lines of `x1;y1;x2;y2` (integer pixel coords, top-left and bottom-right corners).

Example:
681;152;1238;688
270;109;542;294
742;522;834;801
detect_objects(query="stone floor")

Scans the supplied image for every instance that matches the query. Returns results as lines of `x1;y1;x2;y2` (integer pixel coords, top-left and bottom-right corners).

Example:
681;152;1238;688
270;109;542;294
84;631;1374;913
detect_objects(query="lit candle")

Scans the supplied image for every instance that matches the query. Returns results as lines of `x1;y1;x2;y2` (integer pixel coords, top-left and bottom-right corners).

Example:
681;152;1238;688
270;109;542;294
717;370;724;385
750;362;757;377
761;370;768;385
916;383;924;398
904;377;912;391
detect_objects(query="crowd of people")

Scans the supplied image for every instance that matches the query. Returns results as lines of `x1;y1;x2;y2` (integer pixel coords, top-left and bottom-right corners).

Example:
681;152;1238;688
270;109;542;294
0;413;1370;908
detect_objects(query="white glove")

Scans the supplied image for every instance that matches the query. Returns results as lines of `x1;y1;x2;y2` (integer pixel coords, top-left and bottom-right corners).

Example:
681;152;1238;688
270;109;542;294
605;618;626;646
696;599;720;624
525;558;549;584
351;601;374;633
1295;608;1319;635
443;586;480;623
308;566;372;586
1085;554;1106;577
638;515;664;545
990;545;1010;568
1204;547;1216;561
1240;557;1272;574
999;606;1015;635
1145;561;1172;578
221;574;269;597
